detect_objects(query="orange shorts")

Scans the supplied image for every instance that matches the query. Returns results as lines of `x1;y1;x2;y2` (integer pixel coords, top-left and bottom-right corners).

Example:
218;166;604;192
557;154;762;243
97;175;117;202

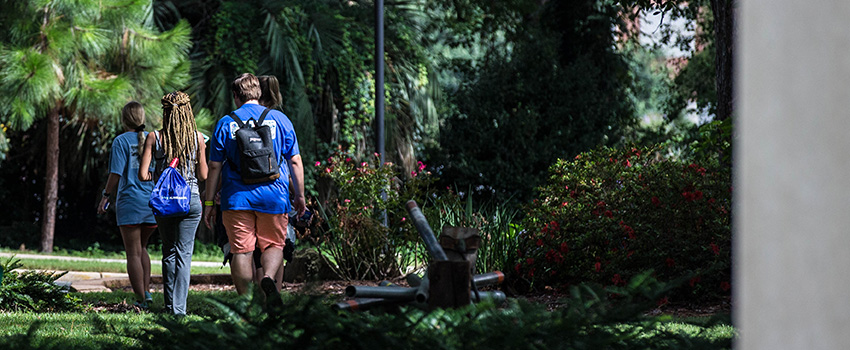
221;210;288;254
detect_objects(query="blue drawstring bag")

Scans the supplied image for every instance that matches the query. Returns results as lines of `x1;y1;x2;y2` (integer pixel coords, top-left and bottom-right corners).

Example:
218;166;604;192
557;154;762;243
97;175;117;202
149;157;191;217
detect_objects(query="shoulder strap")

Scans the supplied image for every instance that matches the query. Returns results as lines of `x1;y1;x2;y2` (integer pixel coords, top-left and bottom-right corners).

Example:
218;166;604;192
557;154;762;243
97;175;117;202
228;112;245;128
257;108;271;124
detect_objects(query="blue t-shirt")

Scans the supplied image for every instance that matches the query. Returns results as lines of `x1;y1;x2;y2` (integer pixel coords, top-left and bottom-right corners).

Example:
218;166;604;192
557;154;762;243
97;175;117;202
210;103;300;214
109;132;156;225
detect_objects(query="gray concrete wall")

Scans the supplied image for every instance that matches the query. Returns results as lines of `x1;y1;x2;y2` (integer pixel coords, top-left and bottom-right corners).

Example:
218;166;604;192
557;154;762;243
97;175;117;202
737;1;850;349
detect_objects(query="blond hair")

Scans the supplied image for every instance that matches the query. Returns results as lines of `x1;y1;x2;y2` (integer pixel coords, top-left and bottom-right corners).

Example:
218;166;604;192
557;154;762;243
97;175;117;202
121;101;146;158
160;91;197;172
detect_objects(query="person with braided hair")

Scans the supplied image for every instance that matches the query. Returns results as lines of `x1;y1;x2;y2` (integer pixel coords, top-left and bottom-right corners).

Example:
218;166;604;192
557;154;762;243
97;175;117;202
97;101;157;309
139;91;208;315
204;73;306;301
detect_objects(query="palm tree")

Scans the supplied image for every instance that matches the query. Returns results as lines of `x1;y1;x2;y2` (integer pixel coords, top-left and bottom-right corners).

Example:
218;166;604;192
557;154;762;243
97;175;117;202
0;0;191;252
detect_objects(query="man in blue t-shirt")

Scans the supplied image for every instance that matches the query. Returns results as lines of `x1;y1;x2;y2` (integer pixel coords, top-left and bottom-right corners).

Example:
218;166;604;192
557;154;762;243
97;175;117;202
203;73;306;297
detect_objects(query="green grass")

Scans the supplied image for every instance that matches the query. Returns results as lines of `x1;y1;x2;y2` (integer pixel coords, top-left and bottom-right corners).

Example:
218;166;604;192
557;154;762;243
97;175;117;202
0;312;152;349
0;290;241;350
1;240;226;263
16;258;229;275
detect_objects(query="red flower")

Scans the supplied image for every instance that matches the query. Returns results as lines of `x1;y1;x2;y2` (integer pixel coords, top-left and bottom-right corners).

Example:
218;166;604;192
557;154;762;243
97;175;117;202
526;258;535;265
710;243;720;255
693;191;704;201
665;258;676;267
651;196;661;207
528;268;535;277
596;201;606;208
536;239;543;247
546;249;564;264
612;274;625;286
708;198;716;205
569;190;578;198
559;242;569;254
594;262;602;272
689;276;702;287
604;210;613;218
625;159;632;167
514;263;521;273
720;281;731;291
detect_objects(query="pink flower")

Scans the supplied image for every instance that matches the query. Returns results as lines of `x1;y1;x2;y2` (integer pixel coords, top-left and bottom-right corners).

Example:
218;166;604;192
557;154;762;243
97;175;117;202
315;161;321;167
344;199;351;203
411;171;417;177
345;157;351;162
325;168;332;173
401;217;406;222
361;162;367;167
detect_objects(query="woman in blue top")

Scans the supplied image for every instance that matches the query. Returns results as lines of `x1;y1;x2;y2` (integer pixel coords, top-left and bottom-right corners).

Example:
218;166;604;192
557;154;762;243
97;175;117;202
97;101;156;309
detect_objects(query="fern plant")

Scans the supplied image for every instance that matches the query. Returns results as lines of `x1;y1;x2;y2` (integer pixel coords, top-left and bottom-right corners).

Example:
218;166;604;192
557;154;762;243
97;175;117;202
0;257;82;312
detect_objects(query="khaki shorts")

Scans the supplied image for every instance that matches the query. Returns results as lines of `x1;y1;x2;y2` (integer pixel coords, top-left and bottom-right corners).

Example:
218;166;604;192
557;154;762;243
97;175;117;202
222;210;288;254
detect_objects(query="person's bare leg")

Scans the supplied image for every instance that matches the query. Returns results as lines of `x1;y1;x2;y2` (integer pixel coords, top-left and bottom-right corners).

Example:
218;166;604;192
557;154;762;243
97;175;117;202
120;225;146;301
260;247;283;290
275;263;284;290
231;252;254;295
140;226;155;295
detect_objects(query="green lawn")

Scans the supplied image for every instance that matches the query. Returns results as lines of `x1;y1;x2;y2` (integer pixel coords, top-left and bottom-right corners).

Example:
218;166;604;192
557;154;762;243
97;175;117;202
1;240;225;263
16;258;229;275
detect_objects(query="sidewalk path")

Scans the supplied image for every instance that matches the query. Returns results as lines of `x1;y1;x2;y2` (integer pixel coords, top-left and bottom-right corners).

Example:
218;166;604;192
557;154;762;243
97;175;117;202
0;252;230;292
0;252;222;267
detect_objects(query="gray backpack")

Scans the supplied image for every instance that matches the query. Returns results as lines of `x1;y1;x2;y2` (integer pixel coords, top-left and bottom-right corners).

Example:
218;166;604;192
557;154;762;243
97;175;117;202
228;108;280;184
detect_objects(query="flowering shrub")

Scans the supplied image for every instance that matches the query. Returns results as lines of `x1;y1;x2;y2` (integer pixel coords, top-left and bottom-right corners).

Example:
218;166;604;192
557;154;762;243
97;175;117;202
517;145;731;301
314;151;435;280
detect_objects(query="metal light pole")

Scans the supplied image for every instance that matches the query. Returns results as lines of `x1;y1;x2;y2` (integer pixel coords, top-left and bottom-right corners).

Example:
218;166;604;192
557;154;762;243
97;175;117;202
376;0;387;225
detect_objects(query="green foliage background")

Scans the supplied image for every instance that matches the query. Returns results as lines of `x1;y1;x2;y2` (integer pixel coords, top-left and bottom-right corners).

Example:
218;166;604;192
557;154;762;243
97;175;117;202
0;0;724;289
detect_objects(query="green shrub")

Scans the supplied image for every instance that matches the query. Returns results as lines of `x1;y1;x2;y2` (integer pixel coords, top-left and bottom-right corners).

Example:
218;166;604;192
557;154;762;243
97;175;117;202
313;151;435;280
517;145;731;301
0;257;82;312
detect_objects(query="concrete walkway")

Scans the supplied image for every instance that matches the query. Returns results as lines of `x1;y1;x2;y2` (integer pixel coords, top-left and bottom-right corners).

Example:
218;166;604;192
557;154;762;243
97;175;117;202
0;252;231;292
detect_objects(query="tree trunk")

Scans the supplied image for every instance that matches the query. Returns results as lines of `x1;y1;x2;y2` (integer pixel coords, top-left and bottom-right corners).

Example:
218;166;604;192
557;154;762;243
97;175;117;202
40;105;61;253
711;0;735;121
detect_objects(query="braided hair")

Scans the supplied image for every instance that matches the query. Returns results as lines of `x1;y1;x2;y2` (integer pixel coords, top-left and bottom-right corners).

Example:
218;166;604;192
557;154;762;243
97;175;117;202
160;91;197;172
